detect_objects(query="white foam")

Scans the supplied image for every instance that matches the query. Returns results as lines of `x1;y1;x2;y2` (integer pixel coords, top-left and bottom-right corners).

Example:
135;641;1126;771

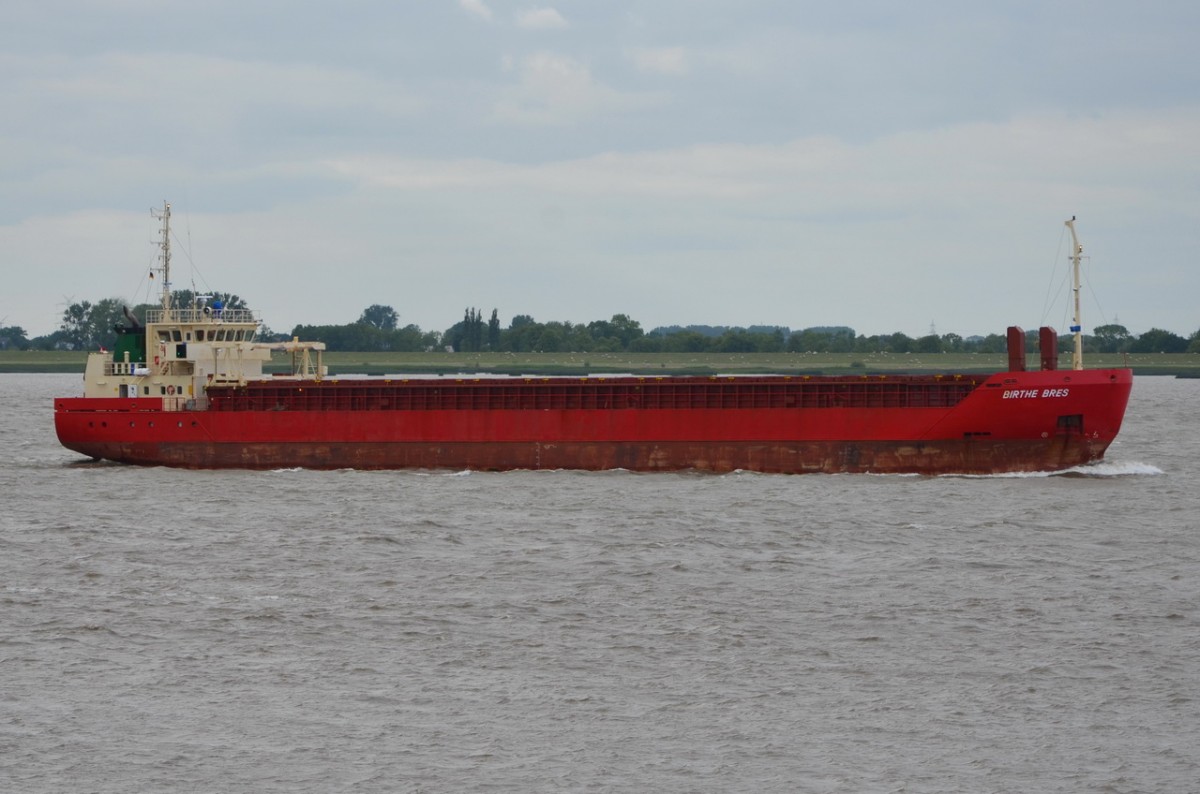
1062;460;1164;477
950;460;1164;479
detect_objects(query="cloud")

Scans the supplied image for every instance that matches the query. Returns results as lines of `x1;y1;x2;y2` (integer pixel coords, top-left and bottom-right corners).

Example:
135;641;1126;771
459;0;492;22
9;104;1198;338
6;52;423;159
322;109;1200;208
491;52;655;125
306;107;1200;335
323;144;790;200
516;8;568;30
629;47;688;76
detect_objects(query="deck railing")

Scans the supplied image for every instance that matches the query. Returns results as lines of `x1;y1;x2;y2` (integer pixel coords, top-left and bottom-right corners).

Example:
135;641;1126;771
146;308;257;324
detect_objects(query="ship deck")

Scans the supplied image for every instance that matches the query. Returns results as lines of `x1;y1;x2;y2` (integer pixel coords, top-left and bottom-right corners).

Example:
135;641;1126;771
206;374;985;413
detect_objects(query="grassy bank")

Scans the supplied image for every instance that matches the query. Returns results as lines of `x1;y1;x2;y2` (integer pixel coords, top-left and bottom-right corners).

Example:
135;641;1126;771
4;348;1196;376
0;350;87;373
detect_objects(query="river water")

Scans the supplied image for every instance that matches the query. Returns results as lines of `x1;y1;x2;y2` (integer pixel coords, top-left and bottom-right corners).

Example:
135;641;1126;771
2;373;1197;793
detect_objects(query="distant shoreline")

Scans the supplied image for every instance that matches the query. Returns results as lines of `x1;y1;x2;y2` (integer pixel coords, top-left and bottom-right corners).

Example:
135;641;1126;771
4;350;1196;377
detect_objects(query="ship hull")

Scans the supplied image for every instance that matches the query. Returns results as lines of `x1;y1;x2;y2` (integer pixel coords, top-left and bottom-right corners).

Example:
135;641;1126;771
51;437;1114;475
55;369;1133;475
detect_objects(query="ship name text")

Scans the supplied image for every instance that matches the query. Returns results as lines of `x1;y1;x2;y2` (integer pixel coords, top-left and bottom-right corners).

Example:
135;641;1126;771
1001;388;1070;399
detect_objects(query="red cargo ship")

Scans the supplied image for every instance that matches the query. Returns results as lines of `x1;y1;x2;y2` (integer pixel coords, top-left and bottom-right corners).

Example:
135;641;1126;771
54;206;1132;474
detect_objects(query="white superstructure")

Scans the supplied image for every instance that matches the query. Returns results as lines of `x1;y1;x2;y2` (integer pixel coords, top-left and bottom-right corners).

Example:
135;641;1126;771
80;201;325;407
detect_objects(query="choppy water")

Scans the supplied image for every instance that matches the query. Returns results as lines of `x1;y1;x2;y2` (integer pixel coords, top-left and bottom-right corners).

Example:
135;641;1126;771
2;373;1197;793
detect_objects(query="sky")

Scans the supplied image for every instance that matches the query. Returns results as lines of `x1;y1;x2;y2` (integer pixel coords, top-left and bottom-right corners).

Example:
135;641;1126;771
2;1;1198;340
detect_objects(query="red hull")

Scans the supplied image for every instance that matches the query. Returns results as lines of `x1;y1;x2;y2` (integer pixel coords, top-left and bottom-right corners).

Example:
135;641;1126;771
55;370;1132;474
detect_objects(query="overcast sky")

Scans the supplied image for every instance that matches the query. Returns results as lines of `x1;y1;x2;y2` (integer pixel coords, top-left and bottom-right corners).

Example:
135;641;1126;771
3;1;1197;339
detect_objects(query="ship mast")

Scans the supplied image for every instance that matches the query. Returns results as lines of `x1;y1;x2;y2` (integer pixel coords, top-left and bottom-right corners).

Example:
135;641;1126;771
1065;216;1084;370
152;201;173;320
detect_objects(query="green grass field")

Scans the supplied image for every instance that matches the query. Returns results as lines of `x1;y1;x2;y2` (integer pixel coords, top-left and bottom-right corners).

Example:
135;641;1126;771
3;348;1195;376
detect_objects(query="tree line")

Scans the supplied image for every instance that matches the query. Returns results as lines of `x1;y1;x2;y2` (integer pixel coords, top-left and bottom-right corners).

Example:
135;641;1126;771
1;292;258;352
3;297;1198;355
